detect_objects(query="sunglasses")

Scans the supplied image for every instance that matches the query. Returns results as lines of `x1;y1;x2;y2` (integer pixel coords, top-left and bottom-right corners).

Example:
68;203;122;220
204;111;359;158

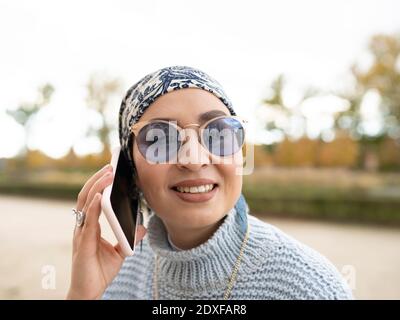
130;115;247;164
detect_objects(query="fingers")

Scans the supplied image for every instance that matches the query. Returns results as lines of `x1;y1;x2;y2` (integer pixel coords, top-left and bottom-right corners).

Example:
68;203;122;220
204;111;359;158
82;172;113;213
76;164;112;211
72;192;102;254
73;168;113;244
81;193;102;241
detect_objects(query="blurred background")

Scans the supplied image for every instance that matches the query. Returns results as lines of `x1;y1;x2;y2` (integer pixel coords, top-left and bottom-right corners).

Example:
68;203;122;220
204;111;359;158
0;0;399;299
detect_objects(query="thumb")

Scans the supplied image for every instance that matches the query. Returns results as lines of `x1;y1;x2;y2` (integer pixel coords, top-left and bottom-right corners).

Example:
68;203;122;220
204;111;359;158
113;243;125;259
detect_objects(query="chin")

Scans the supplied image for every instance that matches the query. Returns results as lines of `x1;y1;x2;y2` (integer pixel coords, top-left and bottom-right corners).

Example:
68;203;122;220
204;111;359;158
166;204;226;230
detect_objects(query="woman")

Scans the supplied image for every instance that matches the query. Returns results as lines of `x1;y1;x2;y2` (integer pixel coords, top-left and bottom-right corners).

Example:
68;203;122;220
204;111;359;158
67;66;353;300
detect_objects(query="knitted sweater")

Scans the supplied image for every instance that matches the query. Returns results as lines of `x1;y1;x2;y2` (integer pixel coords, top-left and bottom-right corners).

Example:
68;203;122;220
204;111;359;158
102;207;353;300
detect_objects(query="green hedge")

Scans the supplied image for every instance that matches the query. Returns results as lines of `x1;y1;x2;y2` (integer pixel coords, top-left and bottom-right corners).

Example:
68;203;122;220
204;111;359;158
242;184;400;226
0;182;81;200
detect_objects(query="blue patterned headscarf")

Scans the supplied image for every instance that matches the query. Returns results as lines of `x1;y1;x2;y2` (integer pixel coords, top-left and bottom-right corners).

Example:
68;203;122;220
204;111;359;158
118;65;247;233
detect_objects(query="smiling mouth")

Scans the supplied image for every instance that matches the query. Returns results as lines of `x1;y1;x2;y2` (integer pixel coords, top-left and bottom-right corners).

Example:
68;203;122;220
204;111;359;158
170;183;219;203
171;184;218;194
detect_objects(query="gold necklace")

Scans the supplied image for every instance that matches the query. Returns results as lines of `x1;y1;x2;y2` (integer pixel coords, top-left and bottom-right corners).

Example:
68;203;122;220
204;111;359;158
152;223;250;300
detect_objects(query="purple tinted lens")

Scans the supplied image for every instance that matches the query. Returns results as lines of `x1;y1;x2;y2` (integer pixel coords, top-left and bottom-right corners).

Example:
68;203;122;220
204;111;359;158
137;122;182;163
202;117;245;156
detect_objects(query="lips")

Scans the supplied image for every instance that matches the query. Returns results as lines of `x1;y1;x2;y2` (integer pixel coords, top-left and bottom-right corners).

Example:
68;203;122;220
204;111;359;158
171;179;218;188
170;179;219;203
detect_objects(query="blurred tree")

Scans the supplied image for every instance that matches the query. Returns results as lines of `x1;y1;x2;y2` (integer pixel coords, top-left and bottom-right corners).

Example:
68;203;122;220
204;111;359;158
57;148;80;170
261;75;318;140
6;83;54;154
248;136;360;169
335;34;400;169
85;73;123;155
355;34;400;133
378;138;400;170
316;136;359;168
253;144;275;167
273;138;319;167
25;149;53;170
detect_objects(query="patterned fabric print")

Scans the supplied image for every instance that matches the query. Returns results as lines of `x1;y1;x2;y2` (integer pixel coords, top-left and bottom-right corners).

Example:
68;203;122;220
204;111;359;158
118;65;236;166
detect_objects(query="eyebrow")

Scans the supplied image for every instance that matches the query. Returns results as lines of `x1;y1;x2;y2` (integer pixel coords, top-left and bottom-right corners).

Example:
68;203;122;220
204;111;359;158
149;110;228;124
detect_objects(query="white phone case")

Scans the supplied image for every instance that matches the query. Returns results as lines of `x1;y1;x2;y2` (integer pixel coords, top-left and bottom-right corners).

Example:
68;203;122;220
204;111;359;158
101;146;140;257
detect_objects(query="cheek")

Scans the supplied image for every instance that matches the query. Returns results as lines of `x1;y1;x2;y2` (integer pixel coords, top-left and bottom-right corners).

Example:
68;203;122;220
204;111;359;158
133;144;168;201
218;163;243;202
135;163;171;210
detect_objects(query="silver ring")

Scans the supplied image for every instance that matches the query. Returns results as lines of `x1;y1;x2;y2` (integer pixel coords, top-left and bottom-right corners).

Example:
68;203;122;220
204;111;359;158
72;208;86;227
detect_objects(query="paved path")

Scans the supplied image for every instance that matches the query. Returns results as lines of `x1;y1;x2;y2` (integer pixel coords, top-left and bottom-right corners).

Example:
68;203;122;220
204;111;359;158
0;195;399;299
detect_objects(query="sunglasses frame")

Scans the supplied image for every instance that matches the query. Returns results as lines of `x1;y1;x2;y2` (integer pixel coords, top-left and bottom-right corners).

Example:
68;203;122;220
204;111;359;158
130;115;248;162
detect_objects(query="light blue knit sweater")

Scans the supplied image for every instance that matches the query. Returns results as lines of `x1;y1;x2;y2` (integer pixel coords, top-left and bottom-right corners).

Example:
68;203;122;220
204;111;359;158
102;207;353;300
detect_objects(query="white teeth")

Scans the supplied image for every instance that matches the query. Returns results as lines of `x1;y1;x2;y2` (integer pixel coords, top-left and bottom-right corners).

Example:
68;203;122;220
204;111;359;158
176;184;215;193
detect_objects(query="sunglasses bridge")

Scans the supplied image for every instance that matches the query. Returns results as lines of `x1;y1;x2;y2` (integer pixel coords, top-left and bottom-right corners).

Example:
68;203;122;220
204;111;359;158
178;123;202;144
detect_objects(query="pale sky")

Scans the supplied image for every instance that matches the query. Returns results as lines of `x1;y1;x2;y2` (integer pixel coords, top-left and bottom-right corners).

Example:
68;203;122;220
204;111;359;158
0;0;399;158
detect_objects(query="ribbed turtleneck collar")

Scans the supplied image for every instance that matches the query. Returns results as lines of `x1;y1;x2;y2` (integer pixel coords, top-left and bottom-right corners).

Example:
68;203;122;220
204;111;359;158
146;207;267;293
167;233;183;251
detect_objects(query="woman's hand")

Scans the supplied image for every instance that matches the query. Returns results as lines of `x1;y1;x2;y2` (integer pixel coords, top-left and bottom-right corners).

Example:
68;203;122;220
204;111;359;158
66;164;147;300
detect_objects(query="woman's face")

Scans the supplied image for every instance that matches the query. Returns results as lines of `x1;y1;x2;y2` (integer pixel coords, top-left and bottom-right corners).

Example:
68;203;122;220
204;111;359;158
132;88;243;231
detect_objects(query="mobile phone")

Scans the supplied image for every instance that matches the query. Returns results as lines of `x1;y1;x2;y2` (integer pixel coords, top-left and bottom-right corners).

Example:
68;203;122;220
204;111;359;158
101;146;141;257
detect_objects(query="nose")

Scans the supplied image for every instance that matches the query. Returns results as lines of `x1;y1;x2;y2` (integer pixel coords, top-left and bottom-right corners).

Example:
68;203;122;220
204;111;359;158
176;128;210;171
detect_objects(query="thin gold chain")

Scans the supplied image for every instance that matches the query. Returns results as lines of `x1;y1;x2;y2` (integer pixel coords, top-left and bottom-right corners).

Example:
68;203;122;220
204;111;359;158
152;223;250;300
